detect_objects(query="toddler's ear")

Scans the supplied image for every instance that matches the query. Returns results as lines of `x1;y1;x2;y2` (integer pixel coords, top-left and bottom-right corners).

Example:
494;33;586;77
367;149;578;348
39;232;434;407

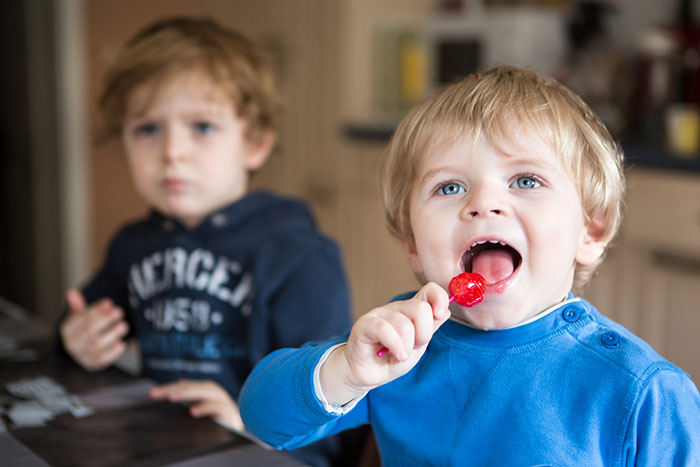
575;217;608;265
400;237;424;274
245;131;277;171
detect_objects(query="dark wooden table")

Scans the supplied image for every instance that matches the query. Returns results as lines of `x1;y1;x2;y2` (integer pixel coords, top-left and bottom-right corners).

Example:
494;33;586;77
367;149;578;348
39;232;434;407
0;298;304;467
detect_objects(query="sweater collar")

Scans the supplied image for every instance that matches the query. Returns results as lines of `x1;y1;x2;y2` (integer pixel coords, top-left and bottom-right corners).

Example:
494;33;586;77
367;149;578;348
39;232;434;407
438;293;593;349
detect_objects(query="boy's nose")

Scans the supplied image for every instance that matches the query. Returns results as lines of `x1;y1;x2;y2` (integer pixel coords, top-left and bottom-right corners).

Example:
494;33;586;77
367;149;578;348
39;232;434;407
162;126;189;162
461;185;506;219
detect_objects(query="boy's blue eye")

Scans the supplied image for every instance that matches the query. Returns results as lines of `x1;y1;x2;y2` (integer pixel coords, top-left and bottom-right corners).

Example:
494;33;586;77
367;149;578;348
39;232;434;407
511;176;541;189
135;123;159;137
439;183;466;195
194;122;215;134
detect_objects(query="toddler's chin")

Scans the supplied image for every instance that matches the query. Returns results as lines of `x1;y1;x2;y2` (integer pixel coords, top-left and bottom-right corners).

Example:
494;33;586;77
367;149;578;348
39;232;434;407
451;306;522;331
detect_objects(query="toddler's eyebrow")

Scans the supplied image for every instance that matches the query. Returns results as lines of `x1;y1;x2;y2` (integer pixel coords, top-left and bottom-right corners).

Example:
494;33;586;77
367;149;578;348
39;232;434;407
418;166;455;185
503;155;554;171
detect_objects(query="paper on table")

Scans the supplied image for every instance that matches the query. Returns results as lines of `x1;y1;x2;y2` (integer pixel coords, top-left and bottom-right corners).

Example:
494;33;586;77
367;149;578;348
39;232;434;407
4;376;94;427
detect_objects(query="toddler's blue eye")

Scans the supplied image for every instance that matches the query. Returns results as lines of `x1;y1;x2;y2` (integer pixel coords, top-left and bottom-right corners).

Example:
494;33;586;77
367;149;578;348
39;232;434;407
511;176;541;189
135;123;159;137
439;183;465;195
194;122;215;134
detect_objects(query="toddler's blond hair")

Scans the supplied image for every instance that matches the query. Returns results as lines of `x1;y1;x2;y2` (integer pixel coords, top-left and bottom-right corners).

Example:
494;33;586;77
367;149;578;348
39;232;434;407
382;66;625;290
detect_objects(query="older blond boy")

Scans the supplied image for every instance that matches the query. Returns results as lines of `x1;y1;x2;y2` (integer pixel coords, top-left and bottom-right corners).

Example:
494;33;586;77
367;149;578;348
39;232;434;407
56;17;353;466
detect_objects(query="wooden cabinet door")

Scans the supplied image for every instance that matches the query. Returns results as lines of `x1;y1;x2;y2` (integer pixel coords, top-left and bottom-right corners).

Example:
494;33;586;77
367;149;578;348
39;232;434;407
643;255;700;380
584;169;700;381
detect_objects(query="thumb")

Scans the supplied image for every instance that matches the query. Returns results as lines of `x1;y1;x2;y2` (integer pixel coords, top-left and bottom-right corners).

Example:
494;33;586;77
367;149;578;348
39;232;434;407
65;288;87;314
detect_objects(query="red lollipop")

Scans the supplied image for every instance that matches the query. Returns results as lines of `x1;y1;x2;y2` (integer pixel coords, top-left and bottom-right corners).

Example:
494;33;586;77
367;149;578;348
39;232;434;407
448;272;486;307
376;272;486;357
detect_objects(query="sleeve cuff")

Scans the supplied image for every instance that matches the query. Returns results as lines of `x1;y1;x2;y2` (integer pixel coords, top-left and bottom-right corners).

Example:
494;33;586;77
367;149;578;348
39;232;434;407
313;343;367;415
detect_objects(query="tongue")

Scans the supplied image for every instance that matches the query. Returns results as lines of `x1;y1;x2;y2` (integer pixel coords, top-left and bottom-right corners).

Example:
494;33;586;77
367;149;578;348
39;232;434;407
472;249;514;284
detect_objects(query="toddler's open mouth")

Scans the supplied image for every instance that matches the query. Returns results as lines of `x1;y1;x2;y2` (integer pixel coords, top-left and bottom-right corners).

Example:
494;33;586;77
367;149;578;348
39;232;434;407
461;240;522;286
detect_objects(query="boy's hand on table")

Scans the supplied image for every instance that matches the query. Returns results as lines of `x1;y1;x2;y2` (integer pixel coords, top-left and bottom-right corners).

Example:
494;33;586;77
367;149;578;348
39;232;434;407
149;379;244;432
60;288;129;371
321;282;451;406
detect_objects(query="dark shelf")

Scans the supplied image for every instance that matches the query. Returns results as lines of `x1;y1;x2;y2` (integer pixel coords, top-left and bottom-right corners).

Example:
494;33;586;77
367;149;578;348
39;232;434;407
623;143;700;174
342;123;395;142
342;122;700;175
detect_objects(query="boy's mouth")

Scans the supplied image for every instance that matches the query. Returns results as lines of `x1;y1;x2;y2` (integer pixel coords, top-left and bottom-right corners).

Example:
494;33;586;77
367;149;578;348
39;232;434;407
163;178;187;191
461;240;522;286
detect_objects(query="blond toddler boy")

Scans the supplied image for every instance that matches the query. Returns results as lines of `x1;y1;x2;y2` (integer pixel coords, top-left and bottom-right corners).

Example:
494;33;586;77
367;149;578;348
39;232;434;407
239;66;700;466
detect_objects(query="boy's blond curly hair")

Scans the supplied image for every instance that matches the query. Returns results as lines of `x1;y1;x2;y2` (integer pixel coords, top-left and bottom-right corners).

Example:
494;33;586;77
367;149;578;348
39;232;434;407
98;17;280;144
381;66;625;291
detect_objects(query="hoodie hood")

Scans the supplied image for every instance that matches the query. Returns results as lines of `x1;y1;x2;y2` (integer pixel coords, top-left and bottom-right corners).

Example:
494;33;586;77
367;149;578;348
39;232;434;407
147;190;317;236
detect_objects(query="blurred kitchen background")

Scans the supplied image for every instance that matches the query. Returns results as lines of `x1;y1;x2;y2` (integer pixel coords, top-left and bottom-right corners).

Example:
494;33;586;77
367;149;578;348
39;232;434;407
1;0;699;377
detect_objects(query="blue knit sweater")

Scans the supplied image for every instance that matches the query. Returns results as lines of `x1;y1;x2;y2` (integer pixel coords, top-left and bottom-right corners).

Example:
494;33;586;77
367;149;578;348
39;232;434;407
240;294;700;466
58;191;352;396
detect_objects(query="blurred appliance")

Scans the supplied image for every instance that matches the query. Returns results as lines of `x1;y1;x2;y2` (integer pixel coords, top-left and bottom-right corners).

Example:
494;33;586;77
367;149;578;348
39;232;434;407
373;7;566;121
425;8;565;89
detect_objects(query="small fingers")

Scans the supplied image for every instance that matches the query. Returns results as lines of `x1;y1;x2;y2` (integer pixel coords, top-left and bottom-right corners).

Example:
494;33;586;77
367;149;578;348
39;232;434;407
412;282;451;324
189;399;222;418
405;300;437;348
149;380;194;401
365;300;432;361
370;314;410;361
93;318;129;350
73;311;127;358
61;299;128;371
65;288;87;314
373;284;450;359
66;289;115;317
150;380;227;404
88;340;127;371
64;301;123;337
82;306;125;338
190;399;244;432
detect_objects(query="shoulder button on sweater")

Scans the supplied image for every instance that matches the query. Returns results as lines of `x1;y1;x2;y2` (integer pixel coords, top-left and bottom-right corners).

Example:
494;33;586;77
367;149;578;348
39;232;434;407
562;307;581;323
601;331;620;348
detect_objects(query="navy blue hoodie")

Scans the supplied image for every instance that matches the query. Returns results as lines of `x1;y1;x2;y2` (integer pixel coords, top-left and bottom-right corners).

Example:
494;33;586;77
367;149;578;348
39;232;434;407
58;191;352;398
56;191;359;466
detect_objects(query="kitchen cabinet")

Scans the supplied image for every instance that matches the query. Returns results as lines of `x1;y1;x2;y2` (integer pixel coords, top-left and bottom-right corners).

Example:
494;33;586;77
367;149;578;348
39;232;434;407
584;168;700;380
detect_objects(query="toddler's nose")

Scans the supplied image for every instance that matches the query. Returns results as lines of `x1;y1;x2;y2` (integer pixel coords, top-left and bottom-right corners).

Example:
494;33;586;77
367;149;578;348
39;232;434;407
461;184;506;219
